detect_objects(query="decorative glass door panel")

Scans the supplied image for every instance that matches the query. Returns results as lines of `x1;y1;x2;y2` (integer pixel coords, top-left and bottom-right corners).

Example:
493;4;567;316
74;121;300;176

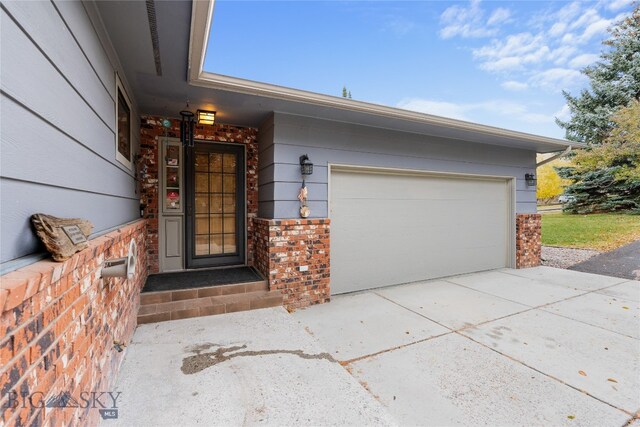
186;143;245;268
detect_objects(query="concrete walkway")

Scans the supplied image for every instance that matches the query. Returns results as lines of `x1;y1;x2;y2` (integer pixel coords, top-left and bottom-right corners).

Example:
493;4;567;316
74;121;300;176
108;308;395;426
570;240;640;280
294;267;639;426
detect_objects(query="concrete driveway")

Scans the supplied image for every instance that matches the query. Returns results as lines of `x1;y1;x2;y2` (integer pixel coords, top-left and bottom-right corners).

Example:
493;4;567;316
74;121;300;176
293;267;639;426
110;267;639;426
109;307;394;426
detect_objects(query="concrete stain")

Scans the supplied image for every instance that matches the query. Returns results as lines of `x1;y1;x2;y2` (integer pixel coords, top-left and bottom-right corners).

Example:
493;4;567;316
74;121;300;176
181;343;335;374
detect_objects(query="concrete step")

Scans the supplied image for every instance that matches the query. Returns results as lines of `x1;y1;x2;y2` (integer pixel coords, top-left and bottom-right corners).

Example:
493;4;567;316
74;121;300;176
137;289;283;325
139;280;268;306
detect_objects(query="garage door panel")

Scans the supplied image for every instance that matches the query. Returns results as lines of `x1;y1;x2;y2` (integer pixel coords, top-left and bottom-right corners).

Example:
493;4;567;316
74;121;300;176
331;169;511;294
333;172;507;201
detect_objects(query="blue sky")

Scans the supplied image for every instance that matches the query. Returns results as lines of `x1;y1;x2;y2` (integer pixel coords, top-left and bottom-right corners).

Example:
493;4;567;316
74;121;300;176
204;0;634;139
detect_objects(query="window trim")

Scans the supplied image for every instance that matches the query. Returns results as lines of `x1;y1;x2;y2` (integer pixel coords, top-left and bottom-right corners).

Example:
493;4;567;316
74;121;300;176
115;72;133;170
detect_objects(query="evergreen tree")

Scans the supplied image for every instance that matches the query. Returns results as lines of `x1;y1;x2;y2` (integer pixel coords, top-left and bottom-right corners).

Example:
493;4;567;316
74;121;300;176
556;6;640;145
342;86;348;98
557;101;640;213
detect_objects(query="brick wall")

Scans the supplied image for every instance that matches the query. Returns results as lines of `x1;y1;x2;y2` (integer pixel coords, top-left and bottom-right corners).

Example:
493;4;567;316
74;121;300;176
254;218;330;309
0;220;147;427
140;116;258;273
516;213;542;268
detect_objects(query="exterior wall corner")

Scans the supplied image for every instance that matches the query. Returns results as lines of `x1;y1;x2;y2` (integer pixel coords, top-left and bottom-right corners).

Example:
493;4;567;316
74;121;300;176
253;217;330;309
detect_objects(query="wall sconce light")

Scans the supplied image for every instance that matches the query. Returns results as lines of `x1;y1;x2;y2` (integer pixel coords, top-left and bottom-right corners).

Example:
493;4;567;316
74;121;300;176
300;154;314;176
180;107;194;147
298;155;313;218
525;173;537;187
197;109;216;126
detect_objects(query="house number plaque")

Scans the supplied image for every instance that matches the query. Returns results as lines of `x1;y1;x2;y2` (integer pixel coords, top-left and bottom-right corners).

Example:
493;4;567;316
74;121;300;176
62;225;88;245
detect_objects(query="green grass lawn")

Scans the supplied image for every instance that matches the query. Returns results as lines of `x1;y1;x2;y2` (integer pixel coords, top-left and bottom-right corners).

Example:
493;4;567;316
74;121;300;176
541;213;640;251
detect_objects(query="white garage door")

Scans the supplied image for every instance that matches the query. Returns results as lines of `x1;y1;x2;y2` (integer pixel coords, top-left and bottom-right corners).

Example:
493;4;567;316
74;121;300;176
330;167;513;294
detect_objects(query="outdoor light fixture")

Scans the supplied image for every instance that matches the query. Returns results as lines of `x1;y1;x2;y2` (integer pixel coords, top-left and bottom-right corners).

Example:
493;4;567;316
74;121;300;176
525;173;537;186
300;155;313;176
298;155;313;218
180;106;195;147
197;109;216;126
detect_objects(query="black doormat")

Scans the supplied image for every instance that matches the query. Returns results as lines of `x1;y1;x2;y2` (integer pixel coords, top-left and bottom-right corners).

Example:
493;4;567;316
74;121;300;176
142;266;263;293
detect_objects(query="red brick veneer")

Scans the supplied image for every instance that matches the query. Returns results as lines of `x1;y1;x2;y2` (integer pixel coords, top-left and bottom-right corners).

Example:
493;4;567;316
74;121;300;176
0;220;147;427
516;213;542;268
254;218;330;309
140;116;258;273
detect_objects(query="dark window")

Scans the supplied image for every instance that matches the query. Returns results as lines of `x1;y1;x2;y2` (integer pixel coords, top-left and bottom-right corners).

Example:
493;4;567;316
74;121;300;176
117;88;131;162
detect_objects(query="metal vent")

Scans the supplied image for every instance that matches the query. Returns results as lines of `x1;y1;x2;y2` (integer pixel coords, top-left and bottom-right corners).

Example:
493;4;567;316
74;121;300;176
145;0;162;76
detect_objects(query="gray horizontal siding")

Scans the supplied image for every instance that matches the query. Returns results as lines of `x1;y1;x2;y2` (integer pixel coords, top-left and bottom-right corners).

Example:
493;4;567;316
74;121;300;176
259;113;537;219
1;96;135;198
258;182;328;202
257;201;328;220
0;178;138;264
3;0;115;128
257;115;275;218
0;2;139;262
52;0;116;95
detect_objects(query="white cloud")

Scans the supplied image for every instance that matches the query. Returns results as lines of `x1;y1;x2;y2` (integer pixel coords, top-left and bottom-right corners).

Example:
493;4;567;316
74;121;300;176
474;33;542;59
549;45;578;65
501;80;529;91
480;57;525;72
555;2;584;22
579;17;612;42
441;0;623;94
529;68;586;90
431;0;625;134
396;98;555;125
569;10;613;43
548;22;567;37
568;53;600;68
439;0;511;39
607;0;631;11
487;8;512;26
473;33;550;71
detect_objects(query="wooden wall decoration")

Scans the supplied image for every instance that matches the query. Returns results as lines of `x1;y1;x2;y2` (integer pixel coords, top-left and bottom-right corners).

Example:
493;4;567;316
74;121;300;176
31;213;94;261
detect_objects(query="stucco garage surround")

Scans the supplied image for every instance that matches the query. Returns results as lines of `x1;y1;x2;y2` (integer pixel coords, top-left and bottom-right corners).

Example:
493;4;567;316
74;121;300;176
330;167;513;294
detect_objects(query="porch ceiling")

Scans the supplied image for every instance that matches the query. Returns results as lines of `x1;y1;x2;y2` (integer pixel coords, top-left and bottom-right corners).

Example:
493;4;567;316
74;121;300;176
98;0;577;154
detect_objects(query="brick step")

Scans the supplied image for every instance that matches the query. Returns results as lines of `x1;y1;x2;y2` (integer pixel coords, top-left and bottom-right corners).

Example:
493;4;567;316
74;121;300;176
137;289;283;324
139;280;268;306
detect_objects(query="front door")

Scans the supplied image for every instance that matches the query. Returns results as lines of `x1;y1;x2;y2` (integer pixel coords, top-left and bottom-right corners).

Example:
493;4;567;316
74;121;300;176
185;142;245;268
